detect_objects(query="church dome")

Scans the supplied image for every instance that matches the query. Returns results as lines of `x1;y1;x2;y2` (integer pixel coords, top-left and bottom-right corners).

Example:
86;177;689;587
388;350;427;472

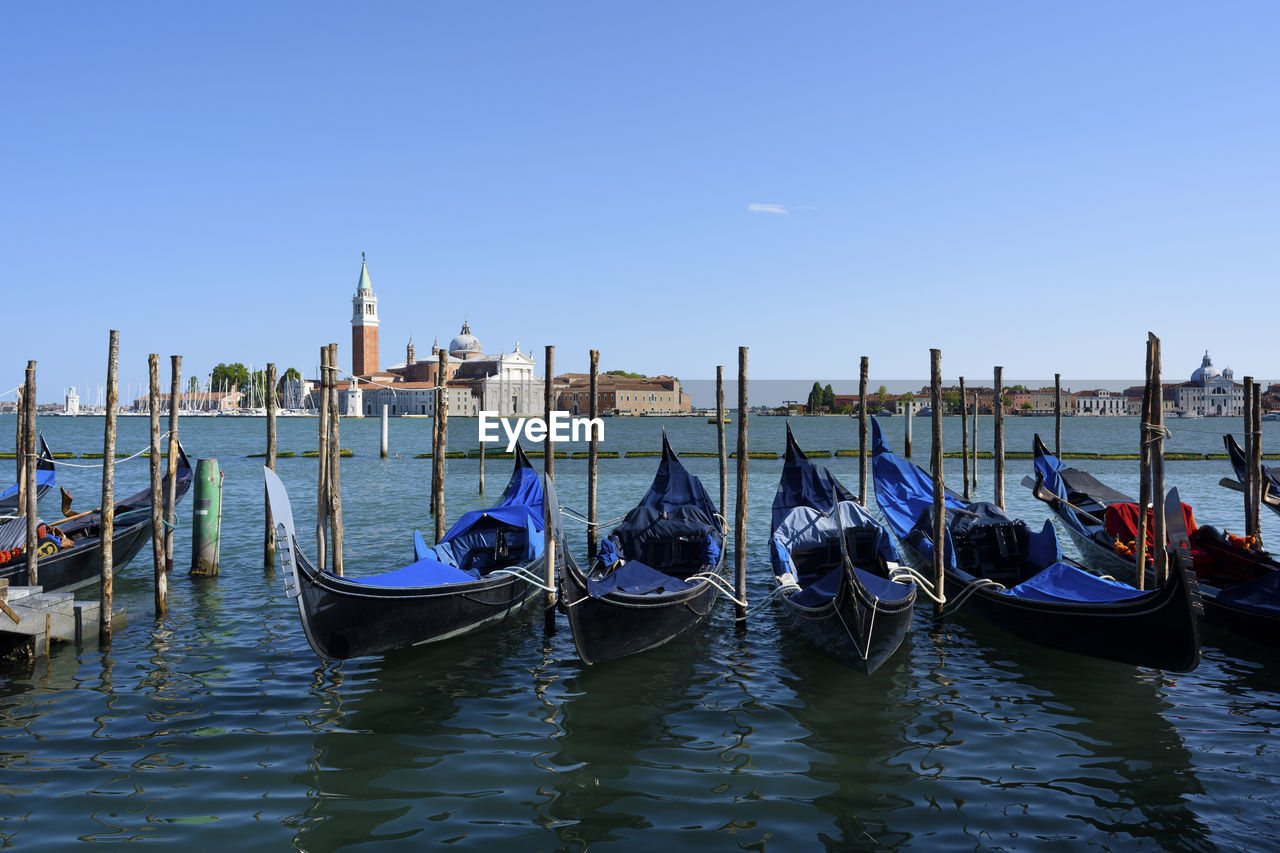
1191;350;1219;385
448;321;482;357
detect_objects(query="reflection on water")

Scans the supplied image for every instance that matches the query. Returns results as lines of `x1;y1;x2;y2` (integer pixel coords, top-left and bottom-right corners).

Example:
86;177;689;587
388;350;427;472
0;414;1279;848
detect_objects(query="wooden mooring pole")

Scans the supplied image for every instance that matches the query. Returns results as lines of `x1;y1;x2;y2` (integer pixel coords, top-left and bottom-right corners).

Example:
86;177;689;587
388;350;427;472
165;355;181;573
1054;373;1063;457
100;330;119;645
544;345;556;631
265;362;277;569
316;346;330;571
588;349;599;561
149;354;166;616
1135;337;1153;590
1244;377;1255;540
993;365;1005;510
22;362;37;587
970;393;978;494
328;343;344;576
478;437;485;495
1249;379;1264;543
858;356;868;506
734;346;748;623
930;350;945;617
904;402;913;460
380;404;389;459
959;376;970;503
13;386;22;502
716;366;727;520
434;348;447;543
1150;333;1167;586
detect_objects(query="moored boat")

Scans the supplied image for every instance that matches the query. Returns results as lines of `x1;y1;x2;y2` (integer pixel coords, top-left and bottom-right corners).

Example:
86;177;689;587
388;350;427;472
559;432;728;665
265;446;557;660
1223;433;1280;516
871;419;1200;671
1029;433;1280;646
0;434;55;518
768;424;915;673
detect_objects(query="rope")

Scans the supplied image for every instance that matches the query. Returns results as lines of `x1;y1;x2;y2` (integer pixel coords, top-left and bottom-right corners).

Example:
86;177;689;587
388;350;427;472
686;571;747;609
489;566;556;591
740;581;800;619
889;565;945;604
941;577;1006;617
48;434;170;469
558;508;628;529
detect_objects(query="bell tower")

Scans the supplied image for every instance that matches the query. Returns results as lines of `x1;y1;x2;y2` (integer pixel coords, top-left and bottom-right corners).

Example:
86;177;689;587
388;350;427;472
351;252;379;376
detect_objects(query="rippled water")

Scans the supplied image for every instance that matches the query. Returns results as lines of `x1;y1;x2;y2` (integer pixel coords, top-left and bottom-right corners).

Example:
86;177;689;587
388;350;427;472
2;413;1278;850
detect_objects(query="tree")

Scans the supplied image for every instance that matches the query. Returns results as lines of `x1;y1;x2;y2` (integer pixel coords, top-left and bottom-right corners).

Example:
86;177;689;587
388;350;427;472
187;376;199;395
822;384;836;411
944;390;961;414
604;369;646;379
210;362;249;394
277;367;301;395
1020;401;1034;410
874;384;888;413
807;381;824;413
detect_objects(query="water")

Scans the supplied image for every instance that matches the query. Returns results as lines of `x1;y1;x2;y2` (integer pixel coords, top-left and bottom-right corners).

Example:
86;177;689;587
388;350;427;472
2;413;1279;850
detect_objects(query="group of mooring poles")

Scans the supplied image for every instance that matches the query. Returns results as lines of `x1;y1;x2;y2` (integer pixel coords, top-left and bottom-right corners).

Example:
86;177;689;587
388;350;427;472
15;332;188;647
313;344;345;575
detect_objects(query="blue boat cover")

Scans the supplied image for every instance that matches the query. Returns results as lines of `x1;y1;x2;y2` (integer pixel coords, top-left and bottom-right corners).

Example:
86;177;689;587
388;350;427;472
587;560;695;597
350;448;544;588
789;564;913;608
871;418;965;541
0;469;55;501
771;424;855;529
770;503;899;576
1002;561;1149;603
1214;570;1280;616
591;433;723;595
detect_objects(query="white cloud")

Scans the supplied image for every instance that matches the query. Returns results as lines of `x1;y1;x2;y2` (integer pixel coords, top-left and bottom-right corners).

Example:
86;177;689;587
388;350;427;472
747;203;788;215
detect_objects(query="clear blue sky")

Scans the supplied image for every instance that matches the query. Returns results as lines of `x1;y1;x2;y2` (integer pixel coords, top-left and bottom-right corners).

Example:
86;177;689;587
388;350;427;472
6;2;1277;402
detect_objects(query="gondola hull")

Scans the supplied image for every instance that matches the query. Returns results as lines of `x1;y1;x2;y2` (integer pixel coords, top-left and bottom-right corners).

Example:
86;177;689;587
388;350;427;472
560;549;722;665
776;568;914;674
281;546;545;660
892;535;1201;671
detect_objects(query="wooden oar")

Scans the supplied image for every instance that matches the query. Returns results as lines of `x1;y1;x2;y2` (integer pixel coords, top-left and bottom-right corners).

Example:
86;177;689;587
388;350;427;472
1020;473;1106;527
61;487;74;517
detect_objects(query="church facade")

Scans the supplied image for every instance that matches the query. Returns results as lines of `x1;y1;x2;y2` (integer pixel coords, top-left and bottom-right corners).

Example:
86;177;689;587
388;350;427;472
342;257;542;417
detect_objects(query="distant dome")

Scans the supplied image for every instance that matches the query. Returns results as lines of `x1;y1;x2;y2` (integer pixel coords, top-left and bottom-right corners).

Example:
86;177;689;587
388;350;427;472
448;321;482;357
1191;351;1219;385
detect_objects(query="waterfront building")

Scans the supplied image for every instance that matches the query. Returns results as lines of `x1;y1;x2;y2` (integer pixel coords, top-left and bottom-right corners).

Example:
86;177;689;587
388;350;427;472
555;374;690;416
351;254;379;377
64;387;80;416
1169;351;1243;417
1074;389;1127;416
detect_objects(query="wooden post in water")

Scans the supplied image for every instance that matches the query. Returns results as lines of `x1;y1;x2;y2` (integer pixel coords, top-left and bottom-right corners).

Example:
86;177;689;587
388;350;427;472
1254;379;1264;537
930;350;945;617
328;343;344;576
148;354;166;616
100;330;119;645
1244;377;1255;539
1150;333;1167;586
165;355;181;572
431;352;443;517
316;345;330;571
734;346;748;622
587;350;599;561
993;366;1005;510
716;366;727;520
478;438;485;495
265;362;277;569
1054;373;1063;457
970;393;978;494
544;346;555;482
434;348;447;543
904;402;913;459
22;362;37;587
858;356;868;506
1135;338;1153;590
544;345;556;631
959;376;970;503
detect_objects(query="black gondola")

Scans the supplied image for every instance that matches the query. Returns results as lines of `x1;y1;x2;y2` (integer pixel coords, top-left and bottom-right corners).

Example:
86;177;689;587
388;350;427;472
0;434;55;517
768;425;916;674
870;418;1201;671
0;441;193;592
1223;433;1280;516
265;446;558;660
1029;433;1280;646
559;433;727;665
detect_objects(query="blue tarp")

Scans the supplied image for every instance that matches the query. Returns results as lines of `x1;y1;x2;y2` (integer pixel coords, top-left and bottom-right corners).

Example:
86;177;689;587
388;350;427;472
1214;570;1280;617
771;424;855;529
587;560;695;597
871;418;965;541
1002;561;1148;603
790;564;912;608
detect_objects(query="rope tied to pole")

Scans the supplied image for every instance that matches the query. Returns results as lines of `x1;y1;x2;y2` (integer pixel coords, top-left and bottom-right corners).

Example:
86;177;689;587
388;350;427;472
48;433;171;468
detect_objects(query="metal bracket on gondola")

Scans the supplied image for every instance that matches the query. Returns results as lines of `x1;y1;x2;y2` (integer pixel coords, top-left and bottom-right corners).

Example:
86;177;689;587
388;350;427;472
276;522;300;599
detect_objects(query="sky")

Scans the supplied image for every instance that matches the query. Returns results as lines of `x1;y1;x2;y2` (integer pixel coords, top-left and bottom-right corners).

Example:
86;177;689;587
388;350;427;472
5;2;1278;403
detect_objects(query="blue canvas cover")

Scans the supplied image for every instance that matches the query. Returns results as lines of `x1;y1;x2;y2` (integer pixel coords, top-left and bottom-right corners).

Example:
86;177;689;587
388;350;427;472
771;423;855;530
770;503;899;577
1002;561;1149;603
590;433;723;597
0;435;56;505
350;447;544;588
1214;570;1280;617
871;417;965;541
